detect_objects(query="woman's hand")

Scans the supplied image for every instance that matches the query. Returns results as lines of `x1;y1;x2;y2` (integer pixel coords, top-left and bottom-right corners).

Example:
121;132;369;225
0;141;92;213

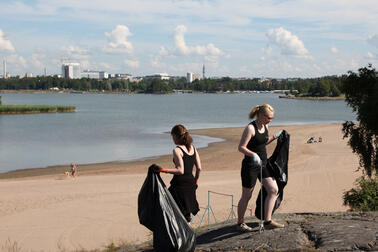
150;164;167;173
251;153;262;167
274;130;283;139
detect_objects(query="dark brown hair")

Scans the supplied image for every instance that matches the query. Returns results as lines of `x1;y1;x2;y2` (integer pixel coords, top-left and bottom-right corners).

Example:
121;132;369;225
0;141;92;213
171;124;193;151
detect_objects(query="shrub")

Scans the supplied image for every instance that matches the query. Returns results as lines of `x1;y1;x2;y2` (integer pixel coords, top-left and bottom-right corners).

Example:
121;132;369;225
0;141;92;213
343;176;378;211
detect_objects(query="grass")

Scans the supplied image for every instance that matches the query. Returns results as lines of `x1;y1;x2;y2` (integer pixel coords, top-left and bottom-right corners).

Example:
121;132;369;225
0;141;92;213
0;105;76;114
2;238;134;252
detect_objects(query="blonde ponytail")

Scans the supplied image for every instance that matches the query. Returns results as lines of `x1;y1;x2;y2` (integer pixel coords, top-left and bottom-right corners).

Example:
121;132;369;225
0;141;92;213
249;105;260;119
249;104;274;119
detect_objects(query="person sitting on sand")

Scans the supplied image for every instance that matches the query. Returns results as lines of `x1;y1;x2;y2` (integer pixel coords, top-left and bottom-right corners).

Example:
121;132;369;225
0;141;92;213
70;163;77;177
236;104;284;232
307;137;314;144
153;124;201;223
318;136;322;143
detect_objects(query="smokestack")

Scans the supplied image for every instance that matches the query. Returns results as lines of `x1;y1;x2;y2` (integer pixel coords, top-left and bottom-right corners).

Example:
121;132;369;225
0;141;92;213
3;59;6;79
44;67;47;76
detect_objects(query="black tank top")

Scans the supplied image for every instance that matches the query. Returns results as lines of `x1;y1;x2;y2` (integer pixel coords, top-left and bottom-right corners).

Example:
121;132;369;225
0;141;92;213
170;146;196;186
244;121;269;164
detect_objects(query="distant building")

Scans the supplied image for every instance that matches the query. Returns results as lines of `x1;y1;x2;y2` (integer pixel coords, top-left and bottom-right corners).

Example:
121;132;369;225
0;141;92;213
81;70;108;80
25;72;34;78
114;73;133;80
144;73;169;80
62;63;80;79
186;72;201;83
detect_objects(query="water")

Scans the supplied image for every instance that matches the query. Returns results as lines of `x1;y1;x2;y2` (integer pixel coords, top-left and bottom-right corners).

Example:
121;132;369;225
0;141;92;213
0;93;355;173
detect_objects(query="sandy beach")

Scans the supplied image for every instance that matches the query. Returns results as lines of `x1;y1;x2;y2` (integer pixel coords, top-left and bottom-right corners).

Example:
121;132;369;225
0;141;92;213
0;124;361;251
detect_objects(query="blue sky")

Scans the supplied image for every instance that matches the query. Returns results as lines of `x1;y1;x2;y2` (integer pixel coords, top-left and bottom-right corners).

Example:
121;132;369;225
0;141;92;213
0;0;377;78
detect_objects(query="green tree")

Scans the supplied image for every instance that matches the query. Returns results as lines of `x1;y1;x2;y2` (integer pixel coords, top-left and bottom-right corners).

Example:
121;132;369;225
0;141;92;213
330;83;341;97
145;79;172;93
342;65;377;211
342;65;378;177
320;80;331;96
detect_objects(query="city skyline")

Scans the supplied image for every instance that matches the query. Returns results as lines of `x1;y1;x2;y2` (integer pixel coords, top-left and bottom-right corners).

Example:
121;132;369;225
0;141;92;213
0;0;377;78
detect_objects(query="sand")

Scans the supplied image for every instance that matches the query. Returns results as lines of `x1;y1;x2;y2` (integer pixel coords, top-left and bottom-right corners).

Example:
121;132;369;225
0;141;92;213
0;124;361;251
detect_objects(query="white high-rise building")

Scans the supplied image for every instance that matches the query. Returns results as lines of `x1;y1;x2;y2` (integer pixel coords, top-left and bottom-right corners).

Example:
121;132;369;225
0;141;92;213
186;72;201;83
25;72;34;78
62;63;81;79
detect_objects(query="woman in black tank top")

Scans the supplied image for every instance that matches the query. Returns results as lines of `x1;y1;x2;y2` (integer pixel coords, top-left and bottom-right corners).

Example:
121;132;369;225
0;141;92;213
154;124;201;222
236;104;285;231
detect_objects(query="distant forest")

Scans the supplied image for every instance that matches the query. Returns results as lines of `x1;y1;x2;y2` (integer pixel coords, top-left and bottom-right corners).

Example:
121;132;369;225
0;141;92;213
0;75;344;97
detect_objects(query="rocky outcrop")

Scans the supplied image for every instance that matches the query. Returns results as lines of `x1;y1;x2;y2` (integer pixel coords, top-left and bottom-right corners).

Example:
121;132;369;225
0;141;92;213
121;212;377;252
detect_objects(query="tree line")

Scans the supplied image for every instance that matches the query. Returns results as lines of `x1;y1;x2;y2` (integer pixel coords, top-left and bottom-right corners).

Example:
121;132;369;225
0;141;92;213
0;75;344;96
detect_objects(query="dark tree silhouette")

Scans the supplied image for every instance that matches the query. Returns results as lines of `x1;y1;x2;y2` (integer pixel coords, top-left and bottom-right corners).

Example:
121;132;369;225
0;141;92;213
342;64;378;177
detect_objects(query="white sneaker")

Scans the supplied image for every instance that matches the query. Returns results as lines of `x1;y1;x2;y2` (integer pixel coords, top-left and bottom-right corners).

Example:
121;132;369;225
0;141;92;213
236;223;253;232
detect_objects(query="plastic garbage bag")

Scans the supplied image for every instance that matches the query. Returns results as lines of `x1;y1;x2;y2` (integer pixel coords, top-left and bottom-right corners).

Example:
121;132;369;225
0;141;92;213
255;130;290;220
138;164;196;252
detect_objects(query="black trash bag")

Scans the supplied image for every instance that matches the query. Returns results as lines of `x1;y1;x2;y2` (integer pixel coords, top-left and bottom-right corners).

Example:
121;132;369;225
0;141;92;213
255;130;290;220
138;164;196;252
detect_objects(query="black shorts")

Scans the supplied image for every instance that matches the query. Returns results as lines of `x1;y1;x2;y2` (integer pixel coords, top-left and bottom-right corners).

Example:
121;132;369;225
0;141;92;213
241;159;274;188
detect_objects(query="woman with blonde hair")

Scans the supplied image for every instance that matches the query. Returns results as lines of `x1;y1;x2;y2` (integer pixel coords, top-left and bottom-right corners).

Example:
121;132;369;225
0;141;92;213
154;124;202;222
236;104;284;231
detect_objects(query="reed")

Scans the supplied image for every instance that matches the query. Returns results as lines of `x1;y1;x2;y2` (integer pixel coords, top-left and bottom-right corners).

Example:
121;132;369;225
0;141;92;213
0;105;76;114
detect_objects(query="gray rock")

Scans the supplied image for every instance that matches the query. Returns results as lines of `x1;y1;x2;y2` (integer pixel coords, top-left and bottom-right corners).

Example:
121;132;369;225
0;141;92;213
120;212;377;252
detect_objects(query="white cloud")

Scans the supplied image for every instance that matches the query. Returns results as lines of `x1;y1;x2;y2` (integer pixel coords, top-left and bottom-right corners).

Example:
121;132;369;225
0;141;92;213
204;55;220;67
260;46;274;61
30;53;45;69
7;54;27;68
367;34;378;48
1;0;377;77
103;25;133;54
266;27;309;58
124;59;139;68
366;52;377;60
173;25;224;56
312;64;321;71
331;47;339;54
98;62;116;70
239;66;249;73
62;45;90;60
150;55;165;69
80;60;90;69
0;29;15;52
159;46;169;56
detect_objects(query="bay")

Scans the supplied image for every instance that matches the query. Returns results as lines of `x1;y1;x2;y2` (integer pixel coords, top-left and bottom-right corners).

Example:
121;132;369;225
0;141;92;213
0;93;355;173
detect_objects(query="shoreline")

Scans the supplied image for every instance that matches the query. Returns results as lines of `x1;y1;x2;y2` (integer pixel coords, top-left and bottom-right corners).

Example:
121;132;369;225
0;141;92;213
279;95;345;100
0;123;361;251
1;123;344;180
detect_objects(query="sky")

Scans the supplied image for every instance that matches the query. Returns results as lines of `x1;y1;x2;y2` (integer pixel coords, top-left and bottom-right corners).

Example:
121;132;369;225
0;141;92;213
0;0;377;78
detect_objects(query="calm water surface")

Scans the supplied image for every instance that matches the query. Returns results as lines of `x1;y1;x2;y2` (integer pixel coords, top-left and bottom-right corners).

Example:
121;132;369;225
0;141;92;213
0;93;355;173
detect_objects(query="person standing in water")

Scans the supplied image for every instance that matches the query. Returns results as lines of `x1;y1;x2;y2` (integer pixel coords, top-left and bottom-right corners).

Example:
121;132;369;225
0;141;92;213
154;124;201;222
237;104;284;231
